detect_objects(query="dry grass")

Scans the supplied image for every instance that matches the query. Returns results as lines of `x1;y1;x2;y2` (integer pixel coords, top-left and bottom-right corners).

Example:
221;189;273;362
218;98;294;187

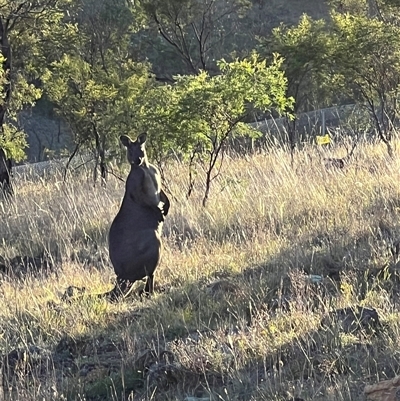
0;138;399;400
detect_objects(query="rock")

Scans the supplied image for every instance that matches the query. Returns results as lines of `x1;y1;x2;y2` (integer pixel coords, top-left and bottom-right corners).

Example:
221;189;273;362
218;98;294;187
364;375;400;401
305;274;323;284
61;285;86;302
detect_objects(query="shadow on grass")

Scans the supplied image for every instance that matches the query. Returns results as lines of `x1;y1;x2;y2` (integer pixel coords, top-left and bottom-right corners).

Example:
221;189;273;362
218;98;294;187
3;203;400;401
47;221;400;400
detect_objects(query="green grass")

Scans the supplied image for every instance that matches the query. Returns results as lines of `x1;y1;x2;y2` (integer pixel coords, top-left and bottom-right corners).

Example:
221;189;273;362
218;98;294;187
0;138;399;400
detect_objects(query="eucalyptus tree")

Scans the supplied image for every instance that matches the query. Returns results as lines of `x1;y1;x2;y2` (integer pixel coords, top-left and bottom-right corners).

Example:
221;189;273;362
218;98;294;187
139;53;293;206
43;0;152;182
328;0;400;19
137;0;252;78
259;15;333;154
260;1;400;157
327;11;400;155
0;0;66;161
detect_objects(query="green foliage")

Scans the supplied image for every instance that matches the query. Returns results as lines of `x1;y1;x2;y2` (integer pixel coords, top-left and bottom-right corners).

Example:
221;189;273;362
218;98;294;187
142;53;293;157
262;3;400;153
328;0;400;17
0;124;27;162
4;0;400;165
264;15;333;112
327;11;400;149
141;53;292;204
327;0;369;15
383;0;400;4
170;53;291;149
0;0;69;160
135;84;181;164
42;0;153;179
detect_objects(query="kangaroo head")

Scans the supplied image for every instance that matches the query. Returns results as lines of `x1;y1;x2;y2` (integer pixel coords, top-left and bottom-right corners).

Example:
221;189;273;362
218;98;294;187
120;133;148;166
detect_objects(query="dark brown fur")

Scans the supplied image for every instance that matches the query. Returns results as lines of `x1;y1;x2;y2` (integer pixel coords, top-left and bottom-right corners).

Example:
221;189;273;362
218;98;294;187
324;157;345;169
106;133;170;301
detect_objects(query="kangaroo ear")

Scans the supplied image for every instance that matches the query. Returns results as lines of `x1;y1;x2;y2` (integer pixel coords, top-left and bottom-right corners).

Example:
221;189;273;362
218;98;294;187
137;133;147;145
120;135;132;147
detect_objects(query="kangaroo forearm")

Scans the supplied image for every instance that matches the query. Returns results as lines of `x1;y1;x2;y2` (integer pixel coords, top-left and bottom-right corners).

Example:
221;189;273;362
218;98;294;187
160;189;170;217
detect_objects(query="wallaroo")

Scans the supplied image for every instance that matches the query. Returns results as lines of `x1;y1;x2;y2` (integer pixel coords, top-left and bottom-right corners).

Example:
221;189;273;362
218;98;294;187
0;148;12;197
106;133;170;301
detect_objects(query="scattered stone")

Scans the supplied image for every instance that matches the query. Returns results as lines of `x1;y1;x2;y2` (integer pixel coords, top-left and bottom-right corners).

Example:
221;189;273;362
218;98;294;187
305;274;323;284
321;306;381;334
364;375;400;401
61;285;86;302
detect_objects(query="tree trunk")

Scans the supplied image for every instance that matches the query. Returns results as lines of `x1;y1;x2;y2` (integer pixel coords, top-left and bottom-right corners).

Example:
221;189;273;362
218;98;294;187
0;147;12;197
202;169;212;207
0;18;11;129
0;20;12;198
92;122;107;185
286;116;297;168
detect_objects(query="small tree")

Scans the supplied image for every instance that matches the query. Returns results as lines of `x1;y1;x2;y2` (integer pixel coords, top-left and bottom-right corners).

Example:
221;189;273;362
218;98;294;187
0;0;65;161
43;0;152;182
145;53;292;206
138;0;251;77
327;11;400;155
260;15;334;158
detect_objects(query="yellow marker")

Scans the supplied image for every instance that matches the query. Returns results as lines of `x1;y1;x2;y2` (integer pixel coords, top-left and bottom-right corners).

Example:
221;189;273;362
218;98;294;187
316;134;331;145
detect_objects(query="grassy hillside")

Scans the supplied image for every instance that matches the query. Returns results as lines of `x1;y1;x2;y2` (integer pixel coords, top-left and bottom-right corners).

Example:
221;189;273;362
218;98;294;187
0;137;399;400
